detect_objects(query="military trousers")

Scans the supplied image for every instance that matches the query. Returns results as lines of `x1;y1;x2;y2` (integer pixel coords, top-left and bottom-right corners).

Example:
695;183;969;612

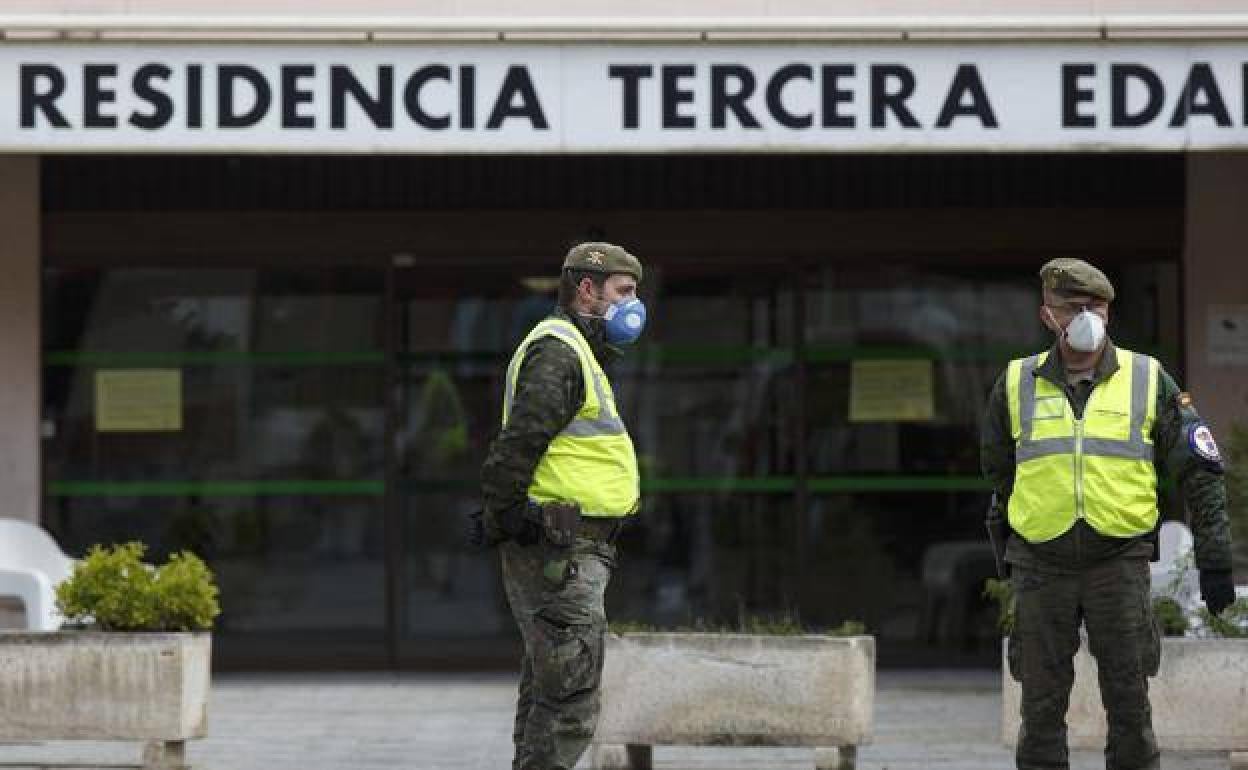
500;538;615;770
1008;555;1162;770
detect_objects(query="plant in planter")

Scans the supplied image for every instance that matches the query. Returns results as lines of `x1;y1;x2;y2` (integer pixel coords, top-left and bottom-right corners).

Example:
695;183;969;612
56;542;220;632
1151;595;1189;637
592;615;875;770
0;542;219;770
1226;423;1248;575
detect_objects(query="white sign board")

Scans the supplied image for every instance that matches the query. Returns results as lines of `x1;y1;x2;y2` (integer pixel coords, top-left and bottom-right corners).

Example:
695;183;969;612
2;42;1248;152
1208;304;1248;366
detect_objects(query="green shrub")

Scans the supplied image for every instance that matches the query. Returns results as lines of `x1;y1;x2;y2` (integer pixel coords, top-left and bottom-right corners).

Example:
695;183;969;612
56;542;220;632
1198;598;1248;638
827;620;867;637
1151;596;1189;636
1227;424;1248;569
609;620;659;634
739;611;807;636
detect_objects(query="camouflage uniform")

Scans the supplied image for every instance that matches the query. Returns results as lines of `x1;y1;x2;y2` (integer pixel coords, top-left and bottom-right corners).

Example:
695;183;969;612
482;307;618;770
499;537;615;770
980;261;1233;770
481;242;641;770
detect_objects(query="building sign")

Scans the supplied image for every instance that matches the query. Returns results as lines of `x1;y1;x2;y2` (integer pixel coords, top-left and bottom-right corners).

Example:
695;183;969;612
3;43;1248;152
95;369;183;432
849;360;934;422
1208;305;1248;366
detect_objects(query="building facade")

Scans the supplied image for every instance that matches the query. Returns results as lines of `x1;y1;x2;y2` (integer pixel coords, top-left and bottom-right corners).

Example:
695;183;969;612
0;1;1245;667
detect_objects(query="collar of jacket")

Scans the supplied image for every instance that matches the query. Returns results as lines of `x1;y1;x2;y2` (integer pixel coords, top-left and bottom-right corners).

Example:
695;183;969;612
551;306;618;366
1034;339;1120;390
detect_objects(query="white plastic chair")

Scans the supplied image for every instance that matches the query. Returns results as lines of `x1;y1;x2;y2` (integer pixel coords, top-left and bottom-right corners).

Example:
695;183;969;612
1149;520;1197;611
0;519;74;631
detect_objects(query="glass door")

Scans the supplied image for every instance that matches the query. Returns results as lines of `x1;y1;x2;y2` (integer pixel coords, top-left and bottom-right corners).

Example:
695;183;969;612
388;260;549;663
43;258;549;667
42;265;390;666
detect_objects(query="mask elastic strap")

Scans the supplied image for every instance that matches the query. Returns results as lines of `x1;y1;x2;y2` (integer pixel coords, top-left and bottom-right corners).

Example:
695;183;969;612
1042;306;1064;336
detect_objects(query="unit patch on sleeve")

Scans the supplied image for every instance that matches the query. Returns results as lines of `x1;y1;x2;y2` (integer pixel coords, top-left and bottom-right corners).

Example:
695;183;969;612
1188;423;1222;463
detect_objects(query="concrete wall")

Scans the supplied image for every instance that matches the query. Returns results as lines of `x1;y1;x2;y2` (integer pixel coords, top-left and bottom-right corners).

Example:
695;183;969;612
1183;153;1248;439
0;0;1245;17
0;157;40;524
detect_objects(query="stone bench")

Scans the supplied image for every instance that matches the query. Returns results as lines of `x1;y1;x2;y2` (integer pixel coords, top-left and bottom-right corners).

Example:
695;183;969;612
0;633;211;770
591;633;874;770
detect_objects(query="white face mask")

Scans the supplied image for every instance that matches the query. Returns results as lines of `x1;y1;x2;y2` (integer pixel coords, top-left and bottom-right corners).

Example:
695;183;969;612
1057;308;1107;353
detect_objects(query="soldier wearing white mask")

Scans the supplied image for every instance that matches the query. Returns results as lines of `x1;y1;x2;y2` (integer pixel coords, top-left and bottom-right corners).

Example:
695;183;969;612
980;258;1236;770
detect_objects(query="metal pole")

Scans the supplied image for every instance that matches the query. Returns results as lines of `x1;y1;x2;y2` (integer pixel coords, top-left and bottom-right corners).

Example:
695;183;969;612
382;260;401;669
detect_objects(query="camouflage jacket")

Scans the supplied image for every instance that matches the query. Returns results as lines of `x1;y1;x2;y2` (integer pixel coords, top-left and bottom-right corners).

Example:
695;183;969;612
980;341;1233;572
480;307;616;537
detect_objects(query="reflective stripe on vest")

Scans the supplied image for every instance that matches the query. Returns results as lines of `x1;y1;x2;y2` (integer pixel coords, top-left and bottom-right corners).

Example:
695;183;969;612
502;318;639;518
503;320;626;439
1006;347;1159;543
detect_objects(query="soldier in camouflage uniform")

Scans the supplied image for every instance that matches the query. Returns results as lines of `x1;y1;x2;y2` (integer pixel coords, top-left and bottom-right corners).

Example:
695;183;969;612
474;242;645;770
981;258;1236;770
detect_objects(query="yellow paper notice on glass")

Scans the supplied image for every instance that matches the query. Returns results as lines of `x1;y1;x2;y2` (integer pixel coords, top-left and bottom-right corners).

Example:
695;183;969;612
849;360;934;422
95;369;183;432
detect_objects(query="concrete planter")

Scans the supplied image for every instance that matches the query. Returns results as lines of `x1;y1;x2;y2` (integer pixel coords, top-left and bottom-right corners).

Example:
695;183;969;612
1002;637;1248;766
590;633;875;770
0;631;212;769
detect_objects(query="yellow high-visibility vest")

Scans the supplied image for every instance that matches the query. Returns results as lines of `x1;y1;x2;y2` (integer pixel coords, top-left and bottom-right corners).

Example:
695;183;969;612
1006;347;1160;543
503;318;639;518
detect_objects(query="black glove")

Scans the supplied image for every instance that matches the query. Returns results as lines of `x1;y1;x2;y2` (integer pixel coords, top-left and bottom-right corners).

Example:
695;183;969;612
495;503;542;547
1199;569;1236;616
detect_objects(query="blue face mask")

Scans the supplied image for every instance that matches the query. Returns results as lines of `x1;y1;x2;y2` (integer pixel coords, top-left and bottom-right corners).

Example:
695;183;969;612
602;298;647;345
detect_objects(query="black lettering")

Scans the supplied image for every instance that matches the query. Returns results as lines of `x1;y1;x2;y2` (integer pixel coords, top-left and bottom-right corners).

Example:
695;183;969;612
1170;62;1231;128
1062;63;1096;128
935;64;998;128
403;65;451;129
661;65;696;129
608;64;652;129
821;65;854;129
84;64;118;129
129;64;173;130
766;64;813;129
219;65;272;128
460;65;475;130
870;65;919;129
281;65;316;129
710;65;759;129
1111;64;1164;128
487;66;547;130
187;65;203;128
331;65;393;130
20;64;68;129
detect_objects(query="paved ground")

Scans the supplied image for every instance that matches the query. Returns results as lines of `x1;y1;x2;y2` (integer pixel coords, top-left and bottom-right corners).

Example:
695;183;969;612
0;669;1234;769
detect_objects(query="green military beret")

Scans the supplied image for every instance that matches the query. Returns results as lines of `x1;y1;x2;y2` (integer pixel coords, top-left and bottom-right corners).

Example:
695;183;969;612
563;242;643;283
1039;258;1115;302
